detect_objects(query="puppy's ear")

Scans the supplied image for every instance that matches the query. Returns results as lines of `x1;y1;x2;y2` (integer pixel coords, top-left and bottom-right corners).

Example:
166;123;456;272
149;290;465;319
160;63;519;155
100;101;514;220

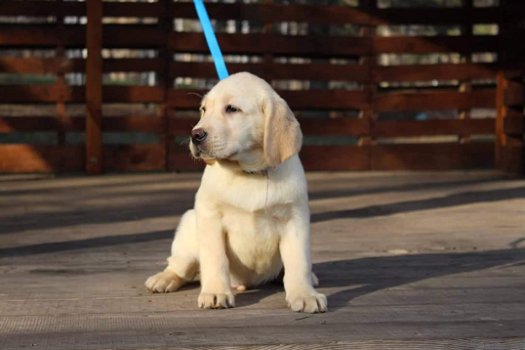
263;94;303;167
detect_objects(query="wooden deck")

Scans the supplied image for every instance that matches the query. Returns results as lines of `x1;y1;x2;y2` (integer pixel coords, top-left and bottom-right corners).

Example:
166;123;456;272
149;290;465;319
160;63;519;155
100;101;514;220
1;171;524;349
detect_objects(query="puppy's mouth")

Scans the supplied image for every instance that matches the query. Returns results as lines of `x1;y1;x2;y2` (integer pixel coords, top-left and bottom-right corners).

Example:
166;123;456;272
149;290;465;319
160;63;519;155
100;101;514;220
189;141;209;159
190;141;237;161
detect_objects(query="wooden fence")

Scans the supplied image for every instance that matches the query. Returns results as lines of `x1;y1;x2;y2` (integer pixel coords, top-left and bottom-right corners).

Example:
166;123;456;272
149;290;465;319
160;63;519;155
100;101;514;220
0;0;523;174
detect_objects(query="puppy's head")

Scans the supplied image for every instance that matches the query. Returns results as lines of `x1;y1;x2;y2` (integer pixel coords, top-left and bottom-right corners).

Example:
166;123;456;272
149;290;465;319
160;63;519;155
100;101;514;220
190;72;302;170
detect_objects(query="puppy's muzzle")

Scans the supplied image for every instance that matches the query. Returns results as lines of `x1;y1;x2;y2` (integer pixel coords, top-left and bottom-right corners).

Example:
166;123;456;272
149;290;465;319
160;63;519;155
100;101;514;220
191;128;207;145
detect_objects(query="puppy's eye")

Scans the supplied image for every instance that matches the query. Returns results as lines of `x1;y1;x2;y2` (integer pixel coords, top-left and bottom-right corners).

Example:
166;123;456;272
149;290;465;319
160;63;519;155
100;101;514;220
225;105;240;113
199;106;206;113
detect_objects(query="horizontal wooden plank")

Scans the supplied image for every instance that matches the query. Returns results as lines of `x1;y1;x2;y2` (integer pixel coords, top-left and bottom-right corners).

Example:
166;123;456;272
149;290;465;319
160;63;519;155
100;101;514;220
375;63;496;82
0;144;83;173
303;143;495;170
193;4;512;26
0;85;82;103
0;116;83;132
169;32;370;57
103;26;164;47
1;90;498;112
56;58;164;73
0;25;519;57
169;117;197;136
0;1;83;17
0;2;382;26
502;3;525;22
0;116;164;133
103;86;164;103
502;66;525;79
0;57;71;74
374;119;495;138
169;144;203;171
0;86;496;111
0;26;350;55
0;58;370;81
103;58;163;73
0;143;165;172
371;142;494;170
104;2;162;18
283;90;369;110
163;115;497;139
0;29;487;55
504;114;524;136
1;116;495;138
168;3;372;25
498;144;524;173
60;60;498;83
372;7;499;25
169;115;497;140
168;89;369;110
0;1;518;26
0;143;167;172
373;36;501;54
102;116;164;133
0;25;164;48
104;144;165;171
0;2;363;25
505;81;524;106
0;25;84;47
0;86;165;103
56;58;164;74
301;118;370;136
376;90;496;112
301;145;369;170
172;62;370;82
34;59;496;84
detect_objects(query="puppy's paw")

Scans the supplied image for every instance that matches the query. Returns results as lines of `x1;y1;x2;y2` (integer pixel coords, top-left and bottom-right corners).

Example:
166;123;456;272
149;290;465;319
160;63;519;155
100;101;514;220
286;291;328;313
198;292;235;309
145;269;184;293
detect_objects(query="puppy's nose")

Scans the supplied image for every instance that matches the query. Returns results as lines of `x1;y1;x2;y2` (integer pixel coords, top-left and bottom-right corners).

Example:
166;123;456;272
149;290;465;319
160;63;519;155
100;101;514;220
191;128;207;145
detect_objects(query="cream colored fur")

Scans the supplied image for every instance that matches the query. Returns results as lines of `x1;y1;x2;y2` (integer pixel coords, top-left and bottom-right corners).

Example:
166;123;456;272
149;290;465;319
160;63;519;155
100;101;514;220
145;72;327;313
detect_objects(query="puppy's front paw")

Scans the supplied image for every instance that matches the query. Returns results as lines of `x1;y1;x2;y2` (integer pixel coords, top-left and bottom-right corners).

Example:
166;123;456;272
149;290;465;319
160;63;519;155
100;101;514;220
145;269;184;293
198;292;235;309
286;291;327;313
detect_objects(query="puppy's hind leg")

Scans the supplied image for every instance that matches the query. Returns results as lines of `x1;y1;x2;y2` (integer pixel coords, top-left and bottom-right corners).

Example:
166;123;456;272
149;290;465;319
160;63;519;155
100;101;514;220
145;210;199;293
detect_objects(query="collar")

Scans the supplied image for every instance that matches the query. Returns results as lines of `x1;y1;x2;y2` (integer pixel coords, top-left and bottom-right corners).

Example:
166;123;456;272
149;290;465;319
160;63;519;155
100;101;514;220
216;159;270;176
242;169;269;176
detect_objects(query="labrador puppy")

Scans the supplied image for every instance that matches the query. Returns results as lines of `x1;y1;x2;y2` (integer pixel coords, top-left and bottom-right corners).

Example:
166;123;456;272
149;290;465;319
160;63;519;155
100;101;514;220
145;72;327;313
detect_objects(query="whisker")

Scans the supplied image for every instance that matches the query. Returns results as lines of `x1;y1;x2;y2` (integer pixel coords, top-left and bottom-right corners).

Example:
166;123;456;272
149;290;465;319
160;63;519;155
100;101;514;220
178;137;191;146
187;92;204;99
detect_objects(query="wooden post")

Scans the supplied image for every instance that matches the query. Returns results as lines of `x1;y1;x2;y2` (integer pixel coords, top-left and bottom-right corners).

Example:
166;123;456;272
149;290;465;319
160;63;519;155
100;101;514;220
85;0;103;174
55;0;67;147
496;0;525;174
495;70;508;170
458;0;473;144
496;70;525;174
159;0;173;171
261;0;274;85
358;0;377;170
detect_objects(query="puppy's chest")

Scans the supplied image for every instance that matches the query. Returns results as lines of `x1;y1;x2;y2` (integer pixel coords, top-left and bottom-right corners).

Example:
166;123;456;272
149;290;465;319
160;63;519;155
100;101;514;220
221;203;292;236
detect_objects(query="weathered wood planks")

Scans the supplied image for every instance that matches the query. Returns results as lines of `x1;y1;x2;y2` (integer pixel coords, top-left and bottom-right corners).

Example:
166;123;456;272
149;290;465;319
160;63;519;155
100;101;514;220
1;172;524;348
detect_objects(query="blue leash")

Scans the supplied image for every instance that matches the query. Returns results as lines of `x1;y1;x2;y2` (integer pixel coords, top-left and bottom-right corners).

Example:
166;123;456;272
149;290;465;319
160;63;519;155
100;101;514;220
193;0;229;80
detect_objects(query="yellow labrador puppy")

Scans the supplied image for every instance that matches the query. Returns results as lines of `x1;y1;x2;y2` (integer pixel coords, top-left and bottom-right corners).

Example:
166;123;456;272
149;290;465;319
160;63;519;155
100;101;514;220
145;72;327;313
